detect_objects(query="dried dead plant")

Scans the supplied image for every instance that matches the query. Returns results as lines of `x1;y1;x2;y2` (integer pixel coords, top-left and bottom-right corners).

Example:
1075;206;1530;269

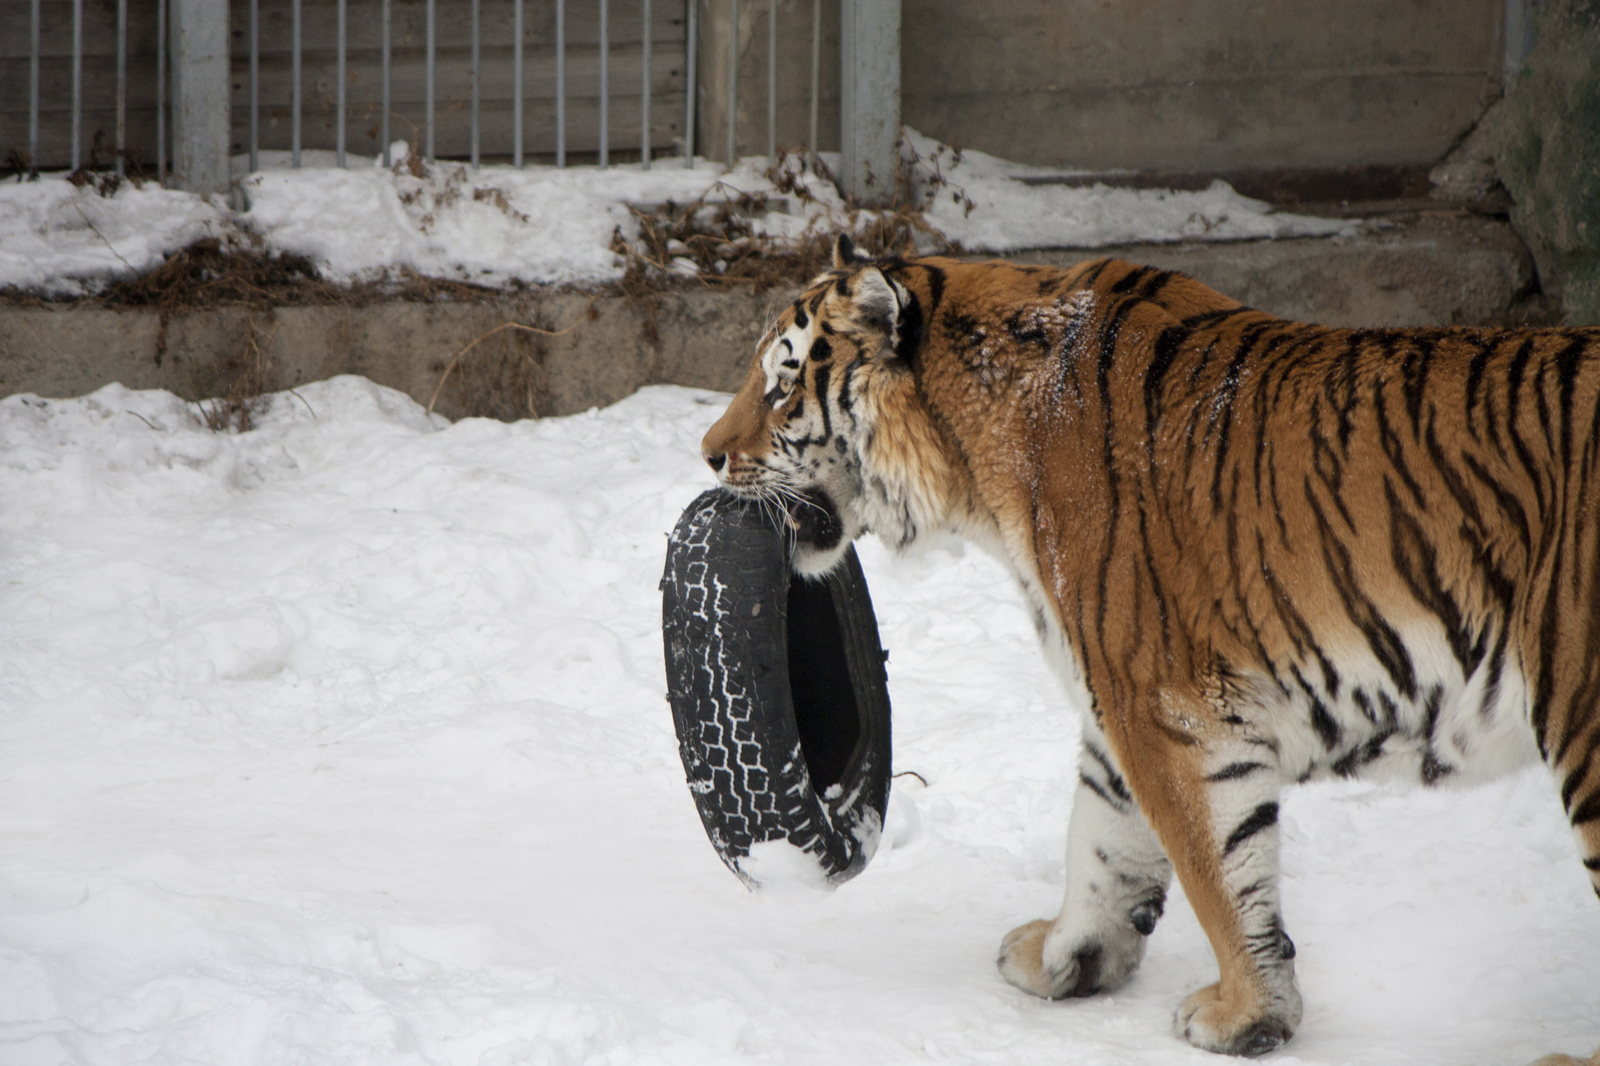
608;134;974;299
427;310;594;416
197;315;280;433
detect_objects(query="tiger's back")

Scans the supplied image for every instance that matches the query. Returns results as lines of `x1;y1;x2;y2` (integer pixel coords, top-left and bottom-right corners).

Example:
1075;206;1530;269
700;243;1600;1061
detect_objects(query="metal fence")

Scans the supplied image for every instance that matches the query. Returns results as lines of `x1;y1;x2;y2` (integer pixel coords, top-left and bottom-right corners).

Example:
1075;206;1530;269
13;0;157;176
7;0;867;185
247;0;685;170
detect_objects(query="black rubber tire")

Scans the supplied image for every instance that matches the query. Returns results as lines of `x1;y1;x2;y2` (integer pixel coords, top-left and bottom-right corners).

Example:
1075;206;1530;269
662;489;893;887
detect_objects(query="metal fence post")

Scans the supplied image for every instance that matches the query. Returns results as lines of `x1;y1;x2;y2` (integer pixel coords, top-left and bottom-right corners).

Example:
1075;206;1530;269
116;0;126;175
684;0;696;167
839;0;899;205
1504;0;1538;87
29;0;40;170
169;0;231;196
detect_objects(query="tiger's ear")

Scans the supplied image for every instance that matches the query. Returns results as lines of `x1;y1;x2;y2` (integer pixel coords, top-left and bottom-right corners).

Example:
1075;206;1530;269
853;267;906;349
832;233;859;269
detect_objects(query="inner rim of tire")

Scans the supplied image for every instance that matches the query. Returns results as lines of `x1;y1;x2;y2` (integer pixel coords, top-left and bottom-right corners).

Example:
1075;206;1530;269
785;572;863;792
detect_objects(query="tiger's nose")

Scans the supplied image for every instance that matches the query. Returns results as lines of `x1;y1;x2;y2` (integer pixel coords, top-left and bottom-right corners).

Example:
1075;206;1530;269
704;451;726;473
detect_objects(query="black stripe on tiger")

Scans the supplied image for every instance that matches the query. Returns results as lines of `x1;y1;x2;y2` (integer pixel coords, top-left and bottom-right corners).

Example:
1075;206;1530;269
811;363;833;440
1385;480;1486;676
1077;258;1116;288
1327;331;1367;454
1111;264;1157;294
1079;771;1131;814
1143;325;1188;468
894;288;926;367
1207;761;1272;783
1505;338;1553;532
1420;686;1454;785
1083;741;1135;807
1556;335;1587;473
1569;790;1600;826
1090;294;1146;680
1374;391;1428;512
1532;555;1564;757
1304;483;1419;701
1561;738;1600;808
1208;322;1275;514
1222;802;1280;858
1399;332;1437;441
1552;654;1600;767
1463;334;1497;443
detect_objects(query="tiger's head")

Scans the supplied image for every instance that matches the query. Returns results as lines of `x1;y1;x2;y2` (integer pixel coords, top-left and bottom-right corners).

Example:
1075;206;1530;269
701;236;962;576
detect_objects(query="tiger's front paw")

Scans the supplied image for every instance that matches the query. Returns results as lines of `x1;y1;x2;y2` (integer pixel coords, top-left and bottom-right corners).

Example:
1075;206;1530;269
997;916;1146;999
1175;981;1303;1058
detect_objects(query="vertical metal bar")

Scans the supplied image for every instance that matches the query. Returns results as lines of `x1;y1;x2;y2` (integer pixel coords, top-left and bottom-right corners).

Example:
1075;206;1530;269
556;0;565;166
382;0;391;166
1505;0;1535;86
767;0;775;160
809;0;819;151
292;0;302;167
726;0;737;164
250;0;259;171
599;0;609;167
116;0;127;175
426;0;436;162
337;0;347;167
157;0;165;182
28;0;39;170
71;0;82;170
513;0;523;166
470;0;480;166
640;0;651;168
685;0;696;167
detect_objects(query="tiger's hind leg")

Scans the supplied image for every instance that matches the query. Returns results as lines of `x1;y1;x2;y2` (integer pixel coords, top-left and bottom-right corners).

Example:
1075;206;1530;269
1534;718;1600;1066
1552;724;1600;905
998;721;1173;999
1115;693;1302;1058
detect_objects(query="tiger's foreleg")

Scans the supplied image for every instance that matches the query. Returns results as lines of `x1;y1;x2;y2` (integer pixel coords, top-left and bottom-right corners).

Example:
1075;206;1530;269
997;721;1173;998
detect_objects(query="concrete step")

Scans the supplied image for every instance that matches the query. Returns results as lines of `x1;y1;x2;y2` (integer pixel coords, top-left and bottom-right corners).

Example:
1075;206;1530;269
0;211;1536;421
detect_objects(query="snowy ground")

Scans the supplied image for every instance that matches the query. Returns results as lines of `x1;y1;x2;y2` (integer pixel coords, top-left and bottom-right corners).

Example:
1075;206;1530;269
0;131;1356;296
0;378;1595;1066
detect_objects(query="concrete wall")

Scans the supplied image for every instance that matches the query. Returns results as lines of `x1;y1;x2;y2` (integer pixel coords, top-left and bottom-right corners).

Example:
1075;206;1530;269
0;287;802;421
900;0;1507;171
691;0;1509;173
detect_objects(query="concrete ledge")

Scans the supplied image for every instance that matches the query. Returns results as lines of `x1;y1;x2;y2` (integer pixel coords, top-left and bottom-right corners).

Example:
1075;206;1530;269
0;214;1535;420
0;288;803;421
1011;214;1534;328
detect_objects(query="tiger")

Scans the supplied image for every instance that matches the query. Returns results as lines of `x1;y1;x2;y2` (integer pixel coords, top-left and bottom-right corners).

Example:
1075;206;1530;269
699;235;1600;1061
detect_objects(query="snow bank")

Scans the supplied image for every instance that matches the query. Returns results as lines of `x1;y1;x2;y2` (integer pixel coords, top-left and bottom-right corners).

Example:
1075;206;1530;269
0;379;1594;1065
0;175;231;297
1;132;1357;294
901;130;1356;251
